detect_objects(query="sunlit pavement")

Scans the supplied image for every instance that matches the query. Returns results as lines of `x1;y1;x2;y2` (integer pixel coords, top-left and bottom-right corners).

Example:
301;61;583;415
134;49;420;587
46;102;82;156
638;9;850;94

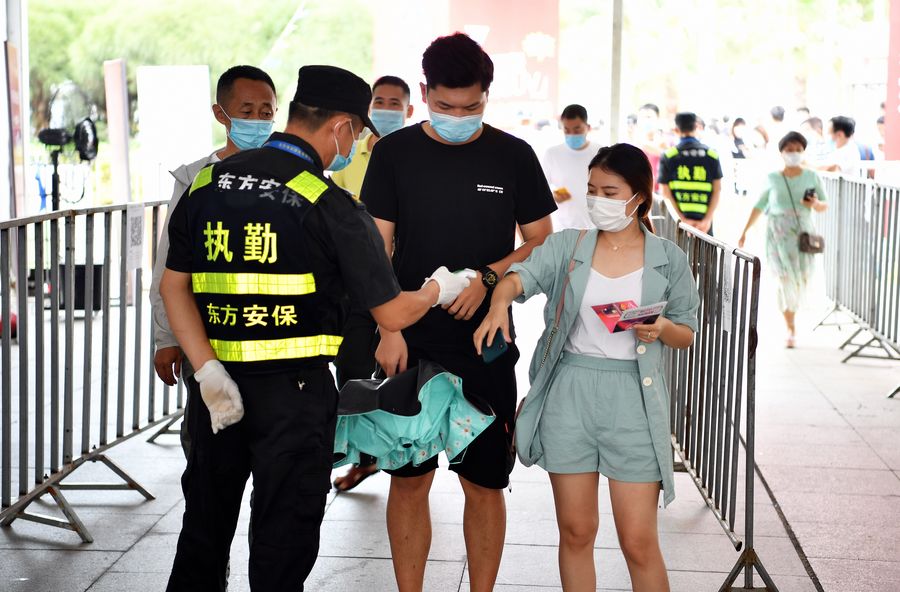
2;195;899;590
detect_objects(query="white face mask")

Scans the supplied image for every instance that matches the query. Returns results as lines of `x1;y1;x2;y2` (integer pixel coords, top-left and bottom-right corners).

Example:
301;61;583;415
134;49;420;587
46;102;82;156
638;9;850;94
782;151;804;167
586;193;639;232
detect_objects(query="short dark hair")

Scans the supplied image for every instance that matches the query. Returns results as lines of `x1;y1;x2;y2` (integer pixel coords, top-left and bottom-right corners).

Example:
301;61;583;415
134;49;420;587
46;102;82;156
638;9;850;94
733;117;746;127
830;115;856;138
770;106;785;122
674;112;697;133
778;131;808;152
639;103;660;116
287;101;338;129
560;104;588;122
804;116;823;134
373;75;410;99
216;65;276;105
796;106;810;114
422;32;494;91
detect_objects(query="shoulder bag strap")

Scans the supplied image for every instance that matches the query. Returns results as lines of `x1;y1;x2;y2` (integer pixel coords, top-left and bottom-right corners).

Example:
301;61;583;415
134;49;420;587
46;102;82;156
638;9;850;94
781;173;806;236
540;229;588;369
553;229;589;327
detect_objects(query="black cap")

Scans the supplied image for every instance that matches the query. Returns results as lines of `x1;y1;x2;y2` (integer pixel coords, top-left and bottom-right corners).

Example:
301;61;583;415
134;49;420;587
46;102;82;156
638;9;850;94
293;65;378;137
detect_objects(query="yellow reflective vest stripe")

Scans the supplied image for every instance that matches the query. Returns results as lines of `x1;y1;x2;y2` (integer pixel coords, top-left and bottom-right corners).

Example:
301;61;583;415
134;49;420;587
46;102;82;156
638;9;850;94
285;171;329;204
192;272;316;296
678;202;709;214
209;334;343;362
190;165;214;195
668;180;713;192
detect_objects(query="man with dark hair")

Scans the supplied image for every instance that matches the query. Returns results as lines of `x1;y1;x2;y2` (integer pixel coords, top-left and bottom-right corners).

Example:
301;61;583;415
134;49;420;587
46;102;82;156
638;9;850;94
541;103;594;229
215;65;277;107
361;32;556;591
640;102;660;116
151;65;278;452
658;111;723;235
162;64;472;591
820;115;860;174
765;105;787;151
800;116;829;166
635;102;666;186
803;116;824;135
560;103;587;121
331;75;414;198
330;73;415;493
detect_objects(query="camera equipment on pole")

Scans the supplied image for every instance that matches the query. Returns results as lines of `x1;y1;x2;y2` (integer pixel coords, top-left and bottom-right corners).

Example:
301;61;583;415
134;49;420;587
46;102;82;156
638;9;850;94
36;82;98;211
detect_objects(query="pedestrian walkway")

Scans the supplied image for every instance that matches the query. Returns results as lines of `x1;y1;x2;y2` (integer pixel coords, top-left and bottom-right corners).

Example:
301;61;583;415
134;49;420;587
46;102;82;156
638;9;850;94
1;291;898;591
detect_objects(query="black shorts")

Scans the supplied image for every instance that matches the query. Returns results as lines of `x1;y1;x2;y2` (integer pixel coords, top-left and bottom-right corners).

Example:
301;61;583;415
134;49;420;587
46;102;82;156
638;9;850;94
384;341;520;489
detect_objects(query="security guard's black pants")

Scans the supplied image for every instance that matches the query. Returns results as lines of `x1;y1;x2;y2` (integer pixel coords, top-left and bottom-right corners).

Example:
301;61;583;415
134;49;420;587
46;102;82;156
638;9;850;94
334;309;379;467
166;365;338;592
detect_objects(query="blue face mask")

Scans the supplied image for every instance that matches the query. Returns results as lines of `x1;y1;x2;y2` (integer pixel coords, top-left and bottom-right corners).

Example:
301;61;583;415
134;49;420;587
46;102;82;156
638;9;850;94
428;109;483;143
327;120;358;172
221;109;274;150
565;134;587;150
370;109;405;137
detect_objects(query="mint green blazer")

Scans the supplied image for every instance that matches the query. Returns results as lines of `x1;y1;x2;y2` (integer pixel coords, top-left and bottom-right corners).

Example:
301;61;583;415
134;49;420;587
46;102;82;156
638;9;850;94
509;225;700;506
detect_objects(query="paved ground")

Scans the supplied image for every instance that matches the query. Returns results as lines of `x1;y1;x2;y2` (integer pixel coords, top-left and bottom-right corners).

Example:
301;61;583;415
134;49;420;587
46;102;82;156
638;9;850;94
2;193;900;590
2;286;898;591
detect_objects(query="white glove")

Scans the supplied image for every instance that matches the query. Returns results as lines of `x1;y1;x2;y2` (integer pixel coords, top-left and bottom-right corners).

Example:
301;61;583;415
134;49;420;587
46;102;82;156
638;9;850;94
423;266;475;307
193;359;244;434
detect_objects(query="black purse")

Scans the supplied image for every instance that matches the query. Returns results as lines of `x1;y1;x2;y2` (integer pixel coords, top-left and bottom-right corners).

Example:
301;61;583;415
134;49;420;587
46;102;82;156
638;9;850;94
782;174;825;254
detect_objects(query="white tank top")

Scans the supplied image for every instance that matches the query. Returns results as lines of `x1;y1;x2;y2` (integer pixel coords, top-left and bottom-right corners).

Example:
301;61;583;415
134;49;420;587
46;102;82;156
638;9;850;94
564;268;643;360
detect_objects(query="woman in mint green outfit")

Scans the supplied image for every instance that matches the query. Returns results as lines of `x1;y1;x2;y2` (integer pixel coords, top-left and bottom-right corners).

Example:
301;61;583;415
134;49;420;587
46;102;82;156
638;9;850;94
474;144;699;592
739;131;828;348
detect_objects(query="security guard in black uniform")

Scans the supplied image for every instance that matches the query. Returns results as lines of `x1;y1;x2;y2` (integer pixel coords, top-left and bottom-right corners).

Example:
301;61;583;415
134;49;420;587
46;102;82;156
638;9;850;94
160;65;471;592
658;111;723;235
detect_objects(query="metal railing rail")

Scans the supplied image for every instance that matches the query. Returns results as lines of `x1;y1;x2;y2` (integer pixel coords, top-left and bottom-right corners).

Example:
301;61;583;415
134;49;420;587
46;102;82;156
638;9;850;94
653;197;776;591
814;174;900;396
0;201;184;542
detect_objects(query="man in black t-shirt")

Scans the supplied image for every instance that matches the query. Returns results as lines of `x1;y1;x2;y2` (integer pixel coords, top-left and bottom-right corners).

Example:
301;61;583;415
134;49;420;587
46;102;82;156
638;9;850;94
361;33;556;591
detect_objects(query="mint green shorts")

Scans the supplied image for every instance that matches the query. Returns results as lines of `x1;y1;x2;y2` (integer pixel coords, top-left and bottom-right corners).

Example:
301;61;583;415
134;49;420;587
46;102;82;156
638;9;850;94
536;352;662;482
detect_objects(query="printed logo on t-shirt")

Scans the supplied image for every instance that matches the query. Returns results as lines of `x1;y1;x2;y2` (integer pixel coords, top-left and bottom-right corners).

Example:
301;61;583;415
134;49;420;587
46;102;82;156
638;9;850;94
476;184;505;195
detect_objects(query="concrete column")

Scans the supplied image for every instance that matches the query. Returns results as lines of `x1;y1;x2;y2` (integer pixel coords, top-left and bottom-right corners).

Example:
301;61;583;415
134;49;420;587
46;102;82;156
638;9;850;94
609;0;622;143
885;0;900;159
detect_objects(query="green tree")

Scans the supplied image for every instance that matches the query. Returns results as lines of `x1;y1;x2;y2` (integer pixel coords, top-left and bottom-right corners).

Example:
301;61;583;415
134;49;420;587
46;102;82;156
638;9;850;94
28;0;373;135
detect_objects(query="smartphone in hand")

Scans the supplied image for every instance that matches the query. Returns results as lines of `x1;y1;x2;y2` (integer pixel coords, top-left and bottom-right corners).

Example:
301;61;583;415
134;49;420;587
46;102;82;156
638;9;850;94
482;336;509;363
803;188;816;202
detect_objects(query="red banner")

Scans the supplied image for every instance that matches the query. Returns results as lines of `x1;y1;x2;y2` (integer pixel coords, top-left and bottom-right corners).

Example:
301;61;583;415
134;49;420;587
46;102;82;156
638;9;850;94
886;0;900;159
448;0;559;127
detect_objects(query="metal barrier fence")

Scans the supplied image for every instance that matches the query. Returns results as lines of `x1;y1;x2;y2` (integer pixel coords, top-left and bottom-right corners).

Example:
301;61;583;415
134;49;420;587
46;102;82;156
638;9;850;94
652;197;776;591
0;201;184;542
814;173;900;397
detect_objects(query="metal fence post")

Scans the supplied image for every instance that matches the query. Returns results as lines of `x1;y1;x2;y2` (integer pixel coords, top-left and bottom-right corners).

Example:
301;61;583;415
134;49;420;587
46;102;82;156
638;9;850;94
0;201;174;542
1;228;11;509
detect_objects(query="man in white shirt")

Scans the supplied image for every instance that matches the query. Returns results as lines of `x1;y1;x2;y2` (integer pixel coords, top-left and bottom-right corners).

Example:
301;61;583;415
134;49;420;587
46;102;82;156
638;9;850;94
820;116;861;175
149;65;277;454
801;116;831;167
541;104;597;230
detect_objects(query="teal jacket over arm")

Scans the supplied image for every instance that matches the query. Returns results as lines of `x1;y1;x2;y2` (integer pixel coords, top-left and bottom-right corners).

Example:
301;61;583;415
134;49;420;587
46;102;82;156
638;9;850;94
508;225;699;507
